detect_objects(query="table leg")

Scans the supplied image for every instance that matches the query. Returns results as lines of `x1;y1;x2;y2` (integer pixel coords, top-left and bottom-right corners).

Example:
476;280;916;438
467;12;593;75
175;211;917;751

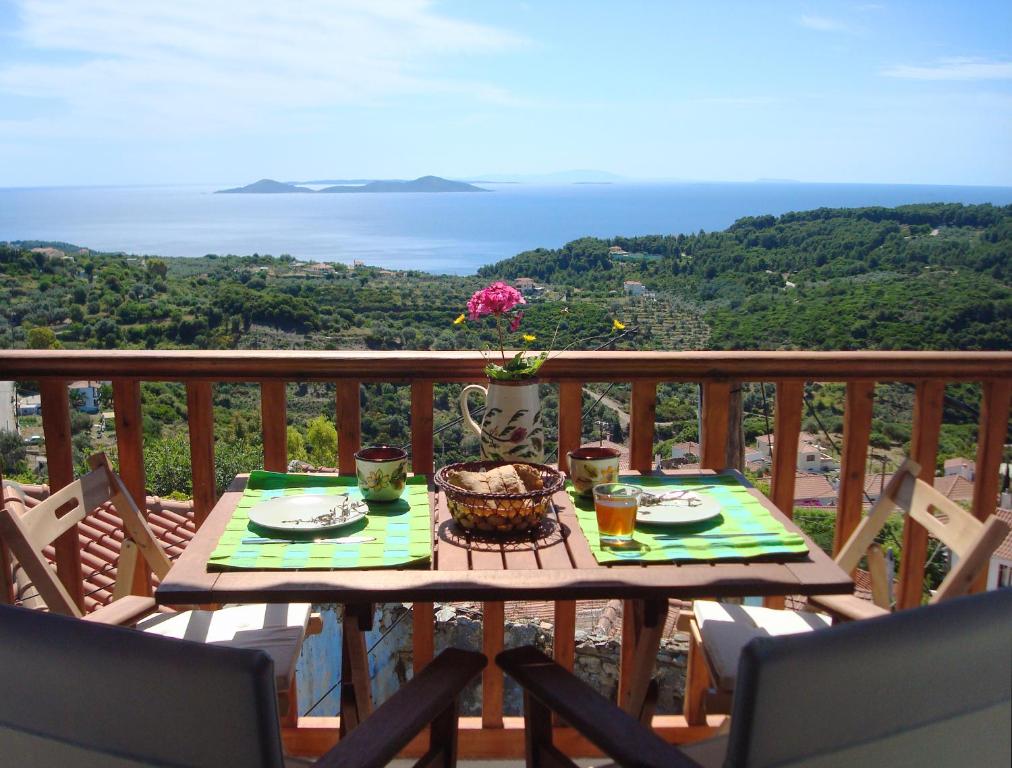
619;598;669;719
339;603;374;737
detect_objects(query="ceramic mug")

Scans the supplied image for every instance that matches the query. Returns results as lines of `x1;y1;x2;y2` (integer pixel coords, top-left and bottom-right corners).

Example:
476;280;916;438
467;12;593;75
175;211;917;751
567;446;621;496
354;446;408;502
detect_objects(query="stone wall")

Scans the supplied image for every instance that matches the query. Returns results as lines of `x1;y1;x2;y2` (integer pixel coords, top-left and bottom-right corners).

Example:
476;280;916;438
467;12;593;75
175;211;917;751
297;602;689;717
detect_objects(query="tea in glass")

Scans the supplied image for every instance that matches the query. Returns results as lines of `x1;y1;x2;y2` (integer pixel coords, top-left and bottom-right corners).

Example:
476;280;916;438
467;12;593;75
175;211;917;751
592;483;641;543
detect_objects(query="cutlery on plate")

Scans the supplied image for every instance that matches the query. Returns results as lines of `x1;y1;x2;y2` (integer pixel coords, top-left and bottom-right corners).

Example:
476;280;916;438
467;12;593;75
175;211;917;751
241;535;376;545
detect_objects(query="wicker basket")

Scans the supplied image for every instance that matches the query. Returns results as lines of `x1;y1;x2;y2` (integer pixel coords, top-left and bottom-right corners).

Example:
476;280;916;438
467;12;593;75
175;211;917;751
434;460;564;534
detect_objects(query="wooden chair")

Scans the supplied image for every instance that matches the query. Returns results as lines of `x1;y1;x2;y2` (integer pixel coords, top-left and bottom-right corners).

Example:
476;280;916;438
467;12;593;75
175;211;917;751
0;452;320;721
0;601;487;768
682;458;1010;723
498;589;1012;768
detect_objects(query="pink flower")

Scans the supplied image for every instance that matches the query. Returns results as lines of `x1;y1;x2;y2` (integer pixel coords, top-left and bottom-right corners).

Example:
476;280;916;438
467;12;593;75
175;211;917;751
466;282;525;320
508;426;528;442
509;311;524;332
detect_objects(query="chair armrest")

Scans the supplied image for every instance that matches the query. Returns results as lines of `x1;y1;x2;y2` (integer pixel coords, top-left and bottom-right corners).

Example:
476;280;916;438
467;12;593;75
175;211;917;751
496;646;702;768
81;595;158;626
809;593;890;622
314;647;486;768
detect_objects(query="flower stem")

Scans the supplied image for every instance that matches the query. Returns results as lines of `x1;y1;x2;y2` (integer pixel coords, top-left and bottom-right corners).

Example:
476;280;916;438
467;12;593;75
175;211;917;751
495;315;506;363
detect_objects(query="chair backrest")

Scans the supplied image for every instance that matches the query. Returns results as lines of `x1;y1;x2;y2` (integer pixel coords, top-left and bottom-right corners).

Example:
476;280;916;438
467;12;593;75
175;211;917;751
0;453;171;616
834;458;1009;603
0;602;286;767
725;589;1012;767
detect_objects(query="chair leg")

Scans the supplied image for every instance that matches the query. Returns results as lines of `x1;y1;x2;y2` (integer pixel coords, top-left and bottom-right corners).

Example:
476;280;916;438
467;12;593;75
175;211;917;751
279;676;299;728
422;700;459;768
683;621;710;726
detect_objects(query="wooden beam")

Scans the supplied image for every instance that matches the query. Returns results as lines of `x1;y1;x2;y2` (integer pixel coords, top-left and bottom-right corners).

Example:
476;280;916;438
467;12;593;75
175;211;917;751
112;379;150;596
185;382;216;528
282;715;727;760
896;381;945;610
770;381;804;519
724;384;744;471
481;601;505;728
410;381;434;475
336;381;361;475
7;349;1010;383
260;381;288;472
38;380;82;610
412;601;434;674
557;382;583;473
630;381;657;472
701;382;730;470
833;382;875;556
971;380;1012;592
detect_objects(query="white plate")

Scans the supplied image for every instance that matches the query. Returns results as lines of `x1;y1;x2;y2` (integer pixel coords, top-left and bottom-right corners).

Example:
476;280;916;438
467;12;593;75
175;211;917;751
635;492;723;526
247;495;368;533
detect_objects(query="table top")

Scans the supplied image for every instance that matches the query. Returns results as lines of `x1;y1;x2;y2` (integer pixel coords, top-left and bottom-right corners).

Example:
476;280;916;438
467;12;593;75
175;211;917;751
155;469;852;606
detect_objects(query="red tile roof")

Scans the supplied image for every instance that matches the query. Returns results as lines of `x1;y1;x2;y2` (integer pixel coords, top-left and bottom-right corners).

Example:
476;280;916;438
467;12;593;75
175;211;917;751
793;472;837;503
12;485;195;614
993;509;1012;562
863;473;975;505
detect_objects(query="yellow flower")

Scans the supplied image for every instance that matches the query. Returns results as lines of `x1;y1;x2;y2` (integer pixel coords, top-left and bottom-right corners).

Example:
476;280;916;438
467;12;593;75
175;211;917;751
453;313;466;325
613;319;626;330
522;333;536;342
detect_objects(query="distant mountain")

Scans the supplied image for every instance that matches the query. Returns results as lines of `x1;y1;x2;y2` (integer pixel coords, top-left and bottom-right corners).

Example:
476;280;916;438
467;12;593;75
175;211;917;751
318;176;487;193
216;176;486;194
216;179;313;194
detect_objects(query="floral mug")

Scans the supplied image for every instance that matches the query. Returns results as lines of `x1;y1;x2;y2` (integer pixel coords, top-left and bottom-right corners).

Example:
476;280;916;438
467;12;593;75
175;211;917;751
567;446;621;496
355;446;408;502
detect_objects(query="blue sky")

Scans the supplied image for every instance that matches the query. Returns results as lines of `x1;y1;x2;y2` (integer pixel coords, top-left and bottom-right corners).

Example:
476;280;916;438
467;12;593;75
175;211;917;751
0;0;1010;186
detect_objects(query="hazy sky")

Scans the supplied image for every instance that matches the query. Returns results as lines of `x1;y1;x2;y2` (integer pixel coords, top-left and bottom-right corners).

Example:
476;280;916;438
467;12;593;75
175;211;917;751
1;0;1010;187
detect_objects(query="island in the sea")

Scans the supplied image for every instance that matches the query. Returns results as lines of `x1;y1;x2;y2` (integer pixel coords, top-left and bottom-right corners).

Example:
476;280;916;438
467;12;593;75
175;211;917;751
217;175;488;194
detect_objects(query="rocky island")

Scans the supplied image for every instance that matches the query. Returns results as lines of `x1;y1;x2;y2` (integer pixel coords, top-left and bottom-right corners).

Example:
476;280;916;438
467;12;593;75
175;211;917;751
217;175;487;194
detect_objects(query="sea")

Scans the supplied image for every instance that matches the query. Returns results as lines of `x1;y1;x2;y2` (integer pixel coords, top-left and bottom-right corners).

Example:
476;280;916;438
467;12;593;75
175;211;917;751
2;181;1011;275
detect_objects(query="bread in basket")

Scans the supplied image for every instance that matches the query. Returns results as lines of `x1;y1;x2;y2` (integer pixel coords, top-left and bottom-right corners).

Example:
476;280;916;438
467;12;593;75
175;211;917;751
434;460;564;534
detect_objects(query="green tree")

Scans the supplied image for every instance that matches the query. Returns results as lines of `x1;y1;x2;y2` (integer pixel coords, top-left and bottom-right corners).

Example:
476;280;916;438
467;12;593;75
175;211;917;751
287;426;308;462
0;429;27;474
305;415;338;467
27;326;60;349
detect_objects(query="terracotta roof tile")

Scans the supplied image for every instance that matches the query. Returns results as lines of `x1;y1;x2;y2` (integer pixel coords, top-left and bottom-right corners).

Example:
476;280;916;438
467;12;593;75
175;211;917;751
993;509;1012;561
11;485;195;613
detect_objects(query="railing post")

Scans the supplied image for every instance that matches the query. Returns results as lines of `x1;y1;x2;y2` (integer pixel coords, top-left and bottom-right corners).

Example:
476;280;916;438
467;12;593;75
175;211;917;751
896;381;944;609
766;380;804;609
410;381;434;475
39;380;83;610
630;381;657;472
112;379;151;596
481;601;505;728
336;381;361;475
557;382;583;473
833;383;874;556
971;380;1012;592
261;381;288;472
185;382;217;529
701;381;730;470
409;381;435;675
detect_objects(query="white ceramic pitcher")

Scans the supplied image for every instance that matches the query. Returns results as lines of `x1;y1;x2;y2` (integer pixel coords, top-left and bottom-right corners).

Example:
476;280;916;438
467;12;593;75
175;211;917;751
459;379;544;463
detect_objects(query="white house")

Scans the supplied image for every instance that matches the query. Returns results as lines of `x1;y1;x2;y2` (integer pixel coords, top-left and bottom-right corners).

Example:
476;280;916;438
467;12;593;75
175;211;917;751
670;442;700;462
754;433;839;473
623;280;647;296
986;509;1012;590
68;381;105;413
514;277;538;296
17;394;42;416
943;457;975;481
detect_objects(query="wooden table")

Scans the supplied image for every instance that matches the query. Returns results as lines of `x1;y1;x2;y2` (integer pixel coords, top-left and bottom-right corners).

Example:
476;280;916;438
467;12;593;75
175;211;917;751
156;469;852;734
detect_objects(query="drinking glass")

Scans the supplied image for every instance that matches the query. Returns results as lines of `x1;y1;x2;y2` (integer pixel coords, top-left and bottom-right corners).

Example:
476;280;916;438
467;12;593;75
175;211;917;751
592;483;641;543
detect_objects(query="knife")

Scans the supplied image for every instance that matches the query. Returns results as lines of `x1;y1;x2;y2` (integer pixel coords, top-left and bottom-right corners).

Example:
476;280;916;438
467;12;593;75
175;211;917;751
241;535;376;545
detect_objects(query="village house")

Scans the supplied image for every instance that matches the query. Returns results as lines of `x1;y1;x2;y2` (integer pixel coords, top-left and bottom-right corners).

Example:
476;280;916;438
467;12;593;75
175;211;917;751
863;473;976;507
986;509;1012;590
943;457;975;481
623;280;646;296
514;277;538;295
753;433;839;473
793;472;838;507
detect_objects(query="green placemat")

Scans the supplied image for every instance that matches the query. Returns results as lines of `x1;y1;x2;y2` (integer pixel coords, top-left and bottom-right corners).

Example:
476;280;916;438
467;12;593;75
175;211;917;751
208;471;432;571
570;474;808;565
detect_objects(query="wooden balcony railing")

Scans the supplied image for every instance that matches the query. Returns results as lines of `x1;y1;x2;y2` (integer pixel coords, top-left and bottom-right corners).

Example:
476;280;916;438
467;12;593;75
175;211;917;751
2;349;1010;756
